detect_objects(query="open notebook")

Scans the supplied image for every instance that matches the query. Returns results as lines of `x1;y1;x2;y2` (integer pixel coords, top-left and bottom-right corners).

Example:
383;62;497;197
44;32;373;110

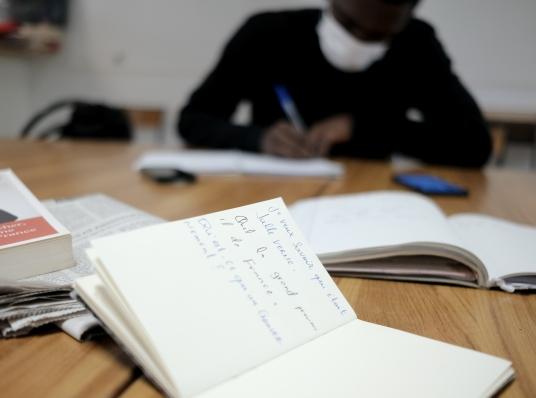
290;191;536;292
75;198;513;397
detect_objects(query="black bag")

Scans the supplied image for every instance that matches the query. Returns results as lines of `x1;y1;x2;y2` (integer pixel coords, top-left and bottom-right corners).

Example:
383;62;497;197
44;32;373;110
21;100;132;140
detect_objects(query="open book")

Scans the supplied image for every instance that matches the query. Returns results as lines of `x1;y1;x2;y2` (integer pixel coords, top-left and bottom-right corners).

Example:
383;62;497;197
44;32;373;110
290;191;536;292
74;198;513;397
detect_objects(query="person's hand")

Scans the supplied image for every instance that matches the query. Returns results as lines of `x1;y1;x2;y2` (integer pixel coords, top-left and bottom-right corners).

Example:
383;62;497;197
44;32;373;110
261;120;314;158
306;114;353;156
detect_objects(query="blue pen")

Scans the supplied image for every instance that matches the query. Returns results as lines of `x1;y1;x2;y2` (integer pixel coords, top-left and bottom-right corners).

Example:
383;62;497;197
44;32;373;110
274;85;307;133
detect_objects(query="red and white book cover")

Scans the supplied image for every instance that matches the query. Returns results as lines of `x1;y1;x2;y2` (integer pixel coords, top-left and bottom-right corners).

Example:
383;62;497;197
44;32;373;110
0;169;70;250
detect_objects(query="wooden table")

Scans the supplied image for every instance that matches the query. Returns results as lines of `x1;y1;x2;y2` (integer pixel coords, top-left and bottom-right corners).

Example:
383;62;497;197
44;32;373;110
0;139;535;397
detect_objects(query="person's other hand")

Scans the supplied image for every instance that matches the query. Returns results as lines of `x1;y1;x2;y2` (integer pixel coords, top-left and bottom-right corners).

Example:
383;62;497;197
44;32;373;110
306;114;353;156
261;120;314;158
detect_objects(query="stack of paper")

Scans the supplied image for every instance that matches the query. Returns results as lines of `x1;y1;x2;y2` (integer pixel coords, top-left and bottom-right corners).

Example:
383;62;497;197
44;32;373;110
0;280;85;337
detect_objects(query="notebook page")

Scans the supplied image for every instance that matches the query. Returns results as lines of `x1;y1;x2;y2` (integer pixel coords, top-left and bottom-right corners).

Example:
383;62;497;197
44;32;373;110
90;198;355;397
238;153;343;177
290;191;462;257
448;214;536;283
134;150;343;177
198;319;513;398
75;275;176;397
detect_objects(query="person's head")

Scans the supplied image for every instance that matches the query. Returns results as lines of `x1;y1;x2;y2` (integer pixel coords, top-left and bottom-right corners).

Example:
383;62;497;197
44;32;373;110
317;0;419;71
330;0;420;42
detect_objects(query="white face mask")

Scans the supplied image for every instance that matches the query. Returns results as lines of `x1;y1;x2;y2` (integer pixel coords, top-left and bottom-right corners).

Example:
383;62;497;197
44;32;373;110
317;11;388;72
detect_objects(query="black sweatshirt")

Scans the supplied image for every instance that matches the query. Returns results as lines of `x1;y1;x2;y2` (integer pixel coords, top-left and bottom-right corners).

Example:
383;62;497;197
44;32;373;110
178;9;491;167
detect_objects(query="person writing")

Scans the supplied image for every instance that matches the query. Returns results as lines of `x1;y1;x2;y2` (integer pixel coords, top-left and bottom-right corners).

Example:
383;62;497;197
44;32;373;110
178;0;491;167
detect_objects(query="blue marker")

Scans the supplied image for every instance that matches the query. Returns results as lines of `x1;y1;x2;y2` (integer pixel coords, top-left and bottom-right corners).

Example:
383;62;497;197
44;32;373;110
274;85;307;133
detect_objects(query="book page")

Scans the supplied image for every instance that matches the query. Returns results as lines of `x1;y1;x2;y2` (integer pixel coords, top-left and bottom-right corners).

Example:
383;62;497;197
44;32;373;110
327;256;477;282
75;274;176;396
238;153;343;177
89;198;355;397
290;191;462;257
448;214;536;283
198;319;513;398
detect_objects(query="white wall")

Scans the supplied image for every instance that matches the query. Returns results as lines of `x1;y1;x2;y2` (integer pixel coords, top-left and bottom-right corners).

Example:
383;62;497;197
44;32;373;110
0;0;534;139
418;0;536;113
0;59;31;137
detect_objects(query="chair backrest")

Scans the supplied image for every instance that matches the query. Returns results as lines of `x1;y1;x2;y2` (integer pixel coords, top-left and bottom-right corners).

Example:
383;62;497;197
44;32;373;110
20;100;132;141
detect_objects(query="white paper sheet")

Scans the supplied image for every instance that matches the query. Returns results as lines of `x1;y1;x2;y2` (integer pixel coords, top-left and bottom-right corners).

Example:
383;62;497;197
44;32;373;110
134;150;343;177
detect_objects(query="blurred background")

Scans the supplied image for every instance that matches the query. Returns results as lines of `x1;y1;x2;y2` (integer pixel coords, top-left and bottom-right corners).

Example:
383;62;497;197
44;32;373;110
1;0;535;168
